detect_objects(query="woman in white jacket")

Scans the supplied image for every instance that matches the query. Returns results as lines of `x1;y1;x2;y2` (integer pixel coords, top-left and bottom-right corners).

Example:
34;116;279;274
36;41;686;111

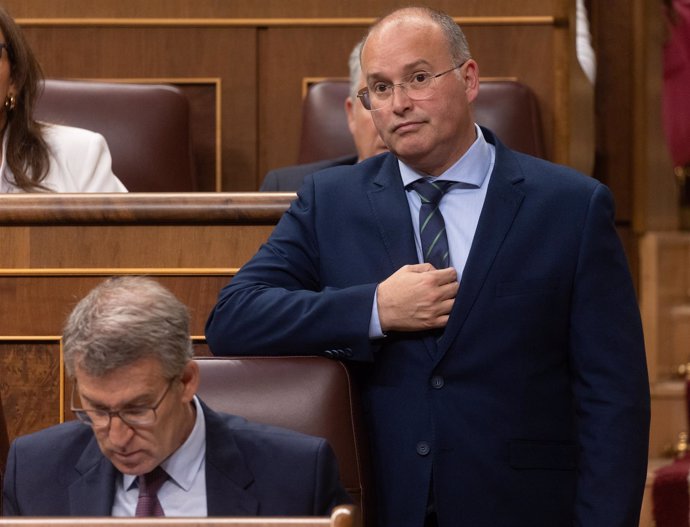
0;7;126;193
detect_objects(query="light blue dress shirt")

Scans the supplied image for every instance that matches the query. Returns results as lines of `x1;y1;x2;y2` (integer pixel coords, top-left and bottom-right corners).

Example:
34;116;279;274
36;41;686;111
370;124;495;337
112;395;207;516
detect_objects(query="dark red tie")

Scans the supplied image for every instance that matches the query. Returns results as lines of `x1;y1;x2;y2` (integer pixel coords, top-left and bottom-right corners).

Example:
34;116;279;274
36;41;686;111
135;466;168;517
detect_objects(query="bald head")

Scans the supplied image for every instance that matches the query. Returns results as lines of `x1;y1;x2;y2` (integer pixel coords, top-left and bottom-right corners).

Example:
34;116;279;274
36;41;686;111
358;6;479;176
362;7;472;68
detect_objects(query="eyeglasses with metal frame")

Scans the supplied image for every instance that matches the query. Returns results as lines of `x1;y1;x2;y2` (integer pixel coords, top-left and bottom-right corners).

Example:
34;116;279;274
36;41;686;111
357;61;467;111
71;378;176;428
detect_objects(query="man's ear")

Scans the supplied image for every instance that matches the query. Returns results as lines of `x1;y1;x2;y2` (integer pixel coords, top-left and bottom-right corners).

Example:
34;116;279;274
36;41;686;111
180;360;200;402
463;59;480;104
344;97;357;135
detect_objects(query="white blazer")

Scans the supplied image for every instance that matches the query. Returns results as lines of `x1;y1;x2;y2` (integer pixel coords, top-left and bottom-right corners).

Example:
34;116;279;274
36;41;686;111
0;123;127;193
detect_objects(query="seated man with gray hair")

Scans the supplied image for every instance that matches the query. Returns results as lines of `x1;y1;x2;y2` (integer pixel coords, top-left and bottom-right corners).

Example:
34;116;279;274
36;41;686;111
3;276;350;517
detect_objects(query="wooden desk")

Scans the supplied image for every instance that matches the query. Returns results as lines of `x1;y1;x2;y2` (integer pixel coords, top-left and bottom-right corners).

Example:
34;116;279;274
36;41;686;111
0;193;292;442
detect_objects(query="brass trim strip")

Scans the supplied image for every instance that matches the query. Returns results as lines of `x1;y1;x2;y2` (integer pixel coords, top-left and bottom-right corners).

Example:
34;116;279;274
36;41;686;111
17;16;562;28
0;336;63;341
0;268;238;276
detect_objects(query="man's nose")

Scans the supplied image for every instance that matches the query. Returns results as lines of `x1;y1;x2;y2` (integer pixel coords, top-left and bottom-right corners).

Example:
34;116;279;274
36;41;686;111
107;415;134;447
390;84;413;113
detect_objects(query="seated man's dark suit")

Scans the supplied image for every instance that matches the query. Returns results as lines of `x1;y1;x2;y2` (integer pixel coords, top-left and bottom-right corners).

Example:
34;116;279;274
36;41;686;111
206;128;650;527
3;400;349;516
260;154;357;191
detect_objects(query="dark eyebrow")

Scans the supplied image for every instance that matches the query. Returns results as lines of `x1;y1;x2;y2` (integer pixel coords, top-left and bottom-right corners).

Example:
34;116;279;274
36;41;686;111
366;59;434;83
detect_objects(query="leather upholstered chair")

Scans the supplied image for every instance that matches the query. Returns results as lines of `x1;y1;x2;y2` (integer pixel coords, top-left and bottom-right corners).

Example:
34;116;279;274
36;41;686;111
35;79;196;192
296;78;545;164
472;80;545;159
194;356;371;526
297;80;354;165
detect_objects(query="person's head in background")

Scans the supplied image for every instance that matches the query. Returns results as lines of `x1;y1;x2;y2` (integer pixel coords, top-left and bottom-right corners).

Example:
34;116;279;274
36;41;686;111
63;276;199;477
0;6;51;191
344;40;388;162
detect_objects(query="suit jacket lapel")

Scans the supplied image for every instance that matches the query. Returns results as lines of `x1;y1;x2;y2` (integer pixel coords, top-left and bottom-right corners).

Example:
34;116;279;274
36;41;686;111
69;438;118;515
202;402;259;516
367;154;419;270
366;155;440;357
438;134;525;355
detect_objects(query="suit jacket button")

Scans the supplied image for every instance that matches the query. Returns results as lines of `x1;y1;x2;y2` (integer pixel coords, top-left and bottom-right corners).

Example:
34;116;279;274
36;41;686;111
430;375;444;389
416;441;431;456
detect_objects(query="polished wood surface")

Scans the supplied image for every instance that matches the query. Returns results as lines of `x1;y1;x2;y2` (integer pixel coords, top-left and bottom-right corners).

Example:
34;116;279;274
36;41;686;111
0;504;356;526
0;194;293;441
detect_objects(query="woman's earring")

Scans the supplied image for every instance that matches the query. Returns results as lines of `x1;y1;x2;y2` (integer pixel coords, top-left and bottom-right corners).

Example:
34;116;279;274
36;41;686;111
4;94;16;111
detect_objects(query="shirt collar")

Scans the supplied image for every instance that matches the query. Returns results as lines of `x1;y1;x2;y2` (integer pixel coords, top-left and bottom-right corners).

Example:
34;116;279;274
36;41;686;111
399;123;491;189
123;395;206;492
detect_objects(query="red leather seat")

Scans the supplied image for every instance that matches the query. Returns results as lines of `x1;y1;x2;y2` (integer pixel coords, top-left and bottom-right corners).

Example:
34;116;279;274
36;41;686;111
35;79;196;192
297;78;545;164
194;356;372;527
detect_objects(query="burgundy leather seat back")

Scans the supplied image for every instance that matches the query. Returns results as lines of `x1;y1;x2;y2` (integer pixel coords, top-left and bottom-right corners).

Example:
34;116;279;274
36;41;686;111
35;79;196;192
194;356;372;525
472;80;545;159
297;80;355;164
296;78;545;164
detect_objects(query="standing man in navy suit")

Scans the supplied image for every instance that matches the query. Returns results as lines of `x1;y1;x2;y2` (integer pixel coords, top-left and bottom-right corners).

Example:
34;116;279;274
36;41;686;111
3;276;349;517
206;6;650;527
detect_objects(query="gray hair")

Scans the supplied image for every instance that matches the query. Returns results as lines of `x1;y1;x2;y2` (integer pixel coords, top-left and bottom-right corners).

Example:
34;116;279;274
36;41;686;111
362;7;472;67
348;39;365;100
63;276;193;379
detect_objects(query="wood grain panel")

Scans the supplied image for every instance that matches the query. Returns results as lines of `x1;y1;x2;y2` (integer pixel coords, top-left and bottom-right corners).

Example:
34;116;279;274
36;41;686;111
18;26;257;191
0;194;291;442
259;26;369;176
0;275;232;337
0;340;61;440
4;1;564;18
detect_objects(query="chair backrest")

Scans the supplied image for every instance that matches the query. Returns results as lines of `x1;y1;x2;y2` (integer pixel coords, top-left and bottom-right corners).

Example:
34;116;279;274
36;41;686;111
194;356;371;527
35;79;196;192
296;78;545;164
297;81;354;164
0;505;356;526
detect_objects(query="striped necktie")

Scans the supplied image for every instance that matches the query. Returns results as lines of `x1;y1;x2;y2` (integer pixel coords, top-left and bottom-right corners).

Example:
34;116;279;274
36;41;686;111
135;466;168;517
409;178;457;269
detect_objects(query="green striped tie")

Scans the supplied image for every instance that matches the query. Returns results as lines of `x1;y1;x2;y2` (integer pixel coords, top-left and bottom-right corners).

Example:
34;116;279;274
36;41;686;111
409;178;457;268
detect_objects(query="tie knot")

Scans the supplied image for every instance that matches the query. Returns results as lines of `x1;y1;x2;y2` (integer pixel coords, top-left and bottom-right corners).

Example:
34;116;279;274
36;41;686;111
138;466;168;498
409;178;457;206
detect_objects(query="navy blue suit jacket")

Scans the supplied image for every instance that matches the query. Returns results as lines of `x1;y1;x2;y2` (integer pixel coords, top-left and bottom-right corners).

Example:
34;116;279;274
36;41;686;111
206;129;650;527
2;400;349;516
